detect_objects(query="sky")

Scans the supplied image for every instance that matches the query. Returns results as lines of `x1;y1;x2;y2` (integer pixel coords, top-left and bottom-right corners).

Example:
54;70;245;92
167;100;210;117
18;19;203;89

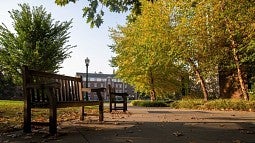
0;0;128;76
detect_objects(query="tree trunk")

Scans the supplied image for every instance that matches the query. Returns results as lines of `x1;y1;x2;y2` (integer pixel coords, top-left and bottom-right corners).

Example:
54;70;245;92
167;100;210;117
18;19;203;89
195;69;208;101
232;45;249;100
150;89;156;101
149;70;156;101
188;58;208;101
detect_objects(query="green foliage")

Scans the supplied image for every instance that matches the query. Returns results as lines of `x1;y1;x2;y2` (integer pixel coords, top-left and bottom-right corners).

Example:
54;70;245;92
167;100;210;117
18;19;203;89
170;99;205;109
0;3;74;85
171;99;255;111
110;0;185;100
131;100;169;107
55;0;143;28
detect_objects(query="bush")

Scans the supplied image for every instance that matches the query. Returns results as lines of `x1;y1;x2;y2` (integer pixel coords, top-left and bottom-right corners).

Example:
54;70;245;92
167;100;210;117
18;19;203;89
170;99;255;111
131;100;169;107
169;99;205;109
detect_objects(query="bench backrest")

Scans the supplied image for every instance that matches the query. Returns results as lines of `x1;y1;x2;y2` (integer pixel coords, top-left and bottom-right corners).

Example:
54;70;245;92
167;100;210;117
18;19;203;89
23;66;84;105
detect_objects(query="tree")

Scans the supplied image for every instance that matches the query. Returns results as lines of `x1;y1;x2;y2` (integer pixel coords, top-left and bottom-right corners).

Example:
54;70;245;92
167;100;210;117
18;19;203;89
55;0;155;28
0;3;74;85
110;0;184;101
167;0;223;101
173;0;255;101
207;0;255;100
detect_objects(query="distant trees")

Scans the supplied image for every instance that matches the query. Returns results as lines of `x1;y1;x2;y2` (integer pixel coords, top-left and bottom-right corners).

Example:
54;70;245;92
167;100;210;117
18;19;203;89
0;3;74;85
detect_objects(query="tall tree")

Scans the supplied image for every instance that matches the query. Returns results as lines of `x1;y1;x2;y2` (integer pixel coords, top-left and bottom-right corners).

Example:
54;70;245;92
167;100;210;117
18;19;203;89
169;1;223;101
110;0;183;101
208;0;255;100
0;3;74;85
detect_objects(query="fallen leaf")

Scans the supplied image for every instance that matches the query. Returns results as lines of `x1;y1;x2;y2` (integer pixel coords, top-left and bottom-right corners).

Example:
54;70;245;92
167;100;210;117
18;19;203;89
232;139;241;143
173;131;183;137
126;139;133;143
219;124;225;127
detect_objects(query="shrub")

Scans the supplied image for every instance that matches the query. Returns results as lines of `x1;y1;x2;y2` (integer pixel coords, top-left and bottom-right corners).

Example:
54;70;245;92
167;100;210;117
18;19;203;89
131;100;169;107
169;99;205;109
171;99;255;111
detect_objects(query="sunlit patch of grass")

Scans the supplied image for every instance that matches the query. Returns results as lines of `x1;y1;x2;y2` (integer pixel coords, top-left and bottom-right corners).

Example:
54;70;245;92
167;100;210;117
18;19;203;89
0;100;23;132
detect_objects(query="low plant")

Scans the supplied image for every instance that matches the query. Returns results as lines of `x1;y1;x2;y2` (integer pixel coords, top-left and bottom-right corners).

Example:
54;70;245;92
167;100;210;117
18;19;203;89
131;100;169;107
170;99;255;111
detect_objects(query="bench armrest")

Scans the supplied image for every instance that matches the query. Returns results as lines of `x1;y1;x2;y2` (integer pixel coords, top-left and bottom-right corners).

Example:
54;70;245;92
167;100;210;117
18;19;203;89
81;88;106;101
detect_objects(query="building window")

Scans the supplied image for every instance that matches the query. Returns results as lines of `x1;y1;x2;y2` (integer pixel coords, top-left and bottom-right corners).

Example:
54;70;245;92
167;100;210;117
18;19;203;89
94;83;97;87
90;78;95;81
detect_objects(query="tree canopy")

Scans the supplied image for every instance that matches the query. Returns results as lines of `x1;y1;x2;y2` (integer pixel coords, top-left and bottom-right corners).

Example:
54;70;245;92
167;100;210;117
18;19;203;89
0;3;74;85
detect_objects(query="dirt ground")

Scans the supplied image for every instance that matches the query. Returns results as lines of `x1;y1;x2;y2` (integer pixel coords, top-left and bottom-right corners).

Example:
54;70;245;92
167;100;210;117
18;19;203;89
1;106;255;143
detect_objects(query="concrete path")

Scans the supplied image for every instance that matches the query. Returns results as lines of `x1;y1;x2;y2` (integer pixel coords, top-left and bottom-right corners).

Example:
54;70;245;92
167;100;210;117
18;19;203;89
1;106;255;143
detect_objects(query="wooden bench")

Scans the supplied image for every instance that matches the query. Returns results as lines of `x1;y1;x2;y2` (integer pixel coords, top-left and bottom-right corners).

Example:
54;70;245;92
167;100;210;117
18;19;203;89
108;84;128;112
22;66;105;135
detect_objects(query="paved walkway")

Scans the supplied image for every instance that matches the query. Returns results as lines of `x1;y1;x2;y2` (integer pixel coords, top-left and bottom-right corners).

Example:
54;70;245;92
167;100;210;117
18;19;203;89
1;106;255;143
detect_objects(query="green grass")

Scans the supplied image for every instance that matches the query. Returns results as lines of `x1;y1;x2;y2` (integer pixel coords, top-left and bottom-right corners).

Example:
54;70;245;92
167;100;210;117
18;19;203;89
0;100;101;133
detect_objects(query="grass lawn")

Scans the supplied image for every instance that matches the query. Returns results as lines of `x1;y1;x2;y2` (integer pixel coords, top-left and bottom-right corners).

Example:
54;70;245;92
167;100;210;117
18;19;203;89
0;100;101;133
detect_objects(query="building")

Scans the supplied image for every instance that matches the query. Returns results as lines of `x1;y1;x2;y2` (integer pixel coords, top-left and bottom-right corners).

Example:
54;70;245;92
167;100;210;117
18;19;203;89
76;72;136;100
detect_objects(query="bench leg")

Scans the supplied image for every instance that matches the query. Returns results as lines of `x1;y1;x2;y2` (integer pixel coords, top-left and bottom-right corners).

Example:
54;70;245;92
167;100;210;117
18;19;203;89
24;93;32;133
110;102;112;112
23;103;31;133
80;106;85;120
123;102;127;112
49;107;57;135
114;103;116;111
99;101;104;121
